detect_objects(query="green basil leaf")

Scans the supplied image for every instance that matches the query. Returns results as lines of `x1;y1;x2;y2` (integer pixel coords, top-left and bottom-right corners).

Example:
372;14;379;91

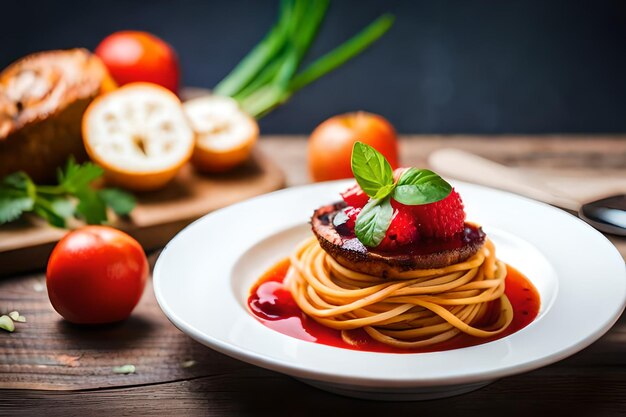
351;142;394;198
355;196;393;247
392;168;452;205
372;183;395;200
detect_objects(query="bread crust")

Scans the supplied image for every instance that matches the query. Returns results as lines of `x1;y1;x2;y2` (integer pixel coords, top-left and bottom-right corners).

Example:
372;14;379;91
0;49;111;182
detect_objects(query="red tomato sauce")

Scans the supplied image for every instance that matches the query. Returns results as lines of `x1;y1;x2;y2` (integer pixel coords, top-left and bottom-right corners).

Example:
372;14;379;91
248;258;540;354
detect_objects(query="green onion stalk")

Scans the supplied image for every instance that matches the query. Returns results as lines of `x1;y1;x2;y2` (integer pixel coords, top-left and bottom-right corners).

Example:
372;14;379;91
214;0;394;118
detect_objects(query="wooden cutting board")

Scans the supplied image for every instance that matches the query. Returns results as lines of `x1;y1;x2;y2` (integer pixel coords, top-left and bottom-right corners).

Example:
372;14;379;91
0;148;285;277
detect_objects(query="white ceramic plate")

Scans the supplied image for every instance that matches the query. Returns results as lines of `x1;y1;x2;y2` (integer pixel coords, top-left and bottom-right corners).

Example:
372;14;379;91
153;180;626;400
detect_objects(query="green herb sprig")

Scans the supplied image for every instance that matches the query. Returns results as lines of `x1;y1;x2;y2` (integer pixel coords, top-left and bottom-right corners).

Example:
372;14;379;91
351;142;452;247
0;159;135;228
215;0;394;118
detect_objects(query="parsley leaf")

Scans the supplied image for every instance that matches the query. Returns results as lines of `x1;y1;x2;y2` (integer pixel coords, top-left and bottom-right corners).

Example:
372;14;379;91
49;198;75;219
3;172;36;196
0;187;34;224
58;158;104;193
33;197;67;228
0;159;136;227
0;173;36;224
75;188;108;224
98;189;136;217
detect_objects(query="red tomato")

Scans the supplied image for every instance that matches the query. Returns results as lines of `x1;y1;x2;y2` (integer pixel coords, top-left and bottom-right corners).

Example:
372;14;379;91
46;226;149;324
308;112;399;182
95;31;180;94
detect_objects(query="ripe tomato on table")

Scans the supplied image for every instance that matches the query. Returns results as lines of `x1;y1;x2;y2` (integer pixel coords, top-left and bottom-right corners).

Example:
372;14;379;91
308;112;399;182
46;226;149;324
95;31;180;94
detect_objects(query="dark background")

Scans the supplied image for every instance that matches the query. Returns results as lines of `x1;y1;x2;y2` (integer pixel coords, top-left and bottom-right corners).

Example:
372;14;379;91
3;0;626;134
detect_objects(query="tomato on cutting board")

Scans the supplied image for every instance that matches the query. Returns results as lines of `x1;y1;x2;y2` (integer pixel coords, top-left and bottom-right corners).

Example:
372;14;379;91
95;31;180;94
308;112;399;182
46;226;149;324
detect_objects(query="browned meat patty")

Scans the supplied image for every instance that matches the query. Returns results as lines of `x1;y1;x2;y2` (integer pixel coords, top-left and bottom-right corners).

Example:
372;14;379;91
310;202;485;278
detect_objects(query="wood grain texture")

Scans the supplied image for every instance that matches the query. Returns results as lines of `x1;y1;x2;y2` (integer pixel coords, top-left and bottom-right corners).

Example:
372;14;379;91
0;253;247;391
1;135;625;416
3;319;626;416
0;149;285;277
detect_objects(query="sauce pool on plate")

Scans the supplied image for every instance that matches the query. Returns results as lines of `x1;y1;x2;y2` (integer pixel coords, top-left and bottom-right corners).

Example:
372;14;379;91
248;258;540;354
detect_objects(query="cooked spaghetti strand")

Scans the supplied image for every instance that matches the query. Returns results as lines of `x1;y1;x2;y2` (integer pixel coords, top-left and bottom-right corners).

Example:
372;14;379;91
286;237;513;349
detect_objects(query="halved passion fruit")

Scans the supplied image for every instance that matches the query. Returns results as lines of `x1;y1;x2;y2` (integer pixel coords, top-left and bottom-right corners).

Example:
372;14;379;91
82;82;194;191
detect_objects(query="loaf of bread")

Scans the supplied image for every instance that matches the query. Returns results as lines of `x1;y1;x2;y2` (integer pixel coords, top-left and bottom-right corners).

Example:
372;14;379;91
0;49;114;182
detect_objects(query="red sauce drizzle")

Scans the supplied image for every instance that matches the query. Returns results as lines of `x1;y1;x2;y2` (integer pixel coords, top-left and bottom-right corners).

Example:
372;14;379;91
248;258;540;354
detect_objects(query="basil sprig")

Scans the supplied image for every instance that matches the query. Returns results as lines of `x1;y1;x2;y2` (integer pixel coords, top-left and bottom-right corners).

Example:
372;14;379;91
393;168;451;205
351;142;452;247
351;141;394;198
354;197;394;247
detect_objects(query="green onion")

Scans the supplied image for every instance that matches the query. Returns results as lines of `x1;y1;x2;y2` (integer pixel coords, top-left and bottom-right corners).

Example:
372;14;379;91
233;0;328;101
290;14;395;93
240;85;288;119
213;0;293;96
215;0;394;118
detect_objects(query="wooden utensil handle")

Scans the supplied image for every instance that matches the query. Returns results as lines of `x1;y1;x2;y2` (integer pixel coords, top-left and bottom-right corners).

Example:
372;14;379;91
428;148;580;211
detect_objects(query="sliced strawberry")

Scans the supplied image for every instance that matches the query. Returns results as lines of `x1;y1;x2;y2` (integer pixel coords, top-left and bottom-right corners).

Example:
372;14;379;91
344;206;361;230
377;205;419;251
341;183;369;208
411;189;465;239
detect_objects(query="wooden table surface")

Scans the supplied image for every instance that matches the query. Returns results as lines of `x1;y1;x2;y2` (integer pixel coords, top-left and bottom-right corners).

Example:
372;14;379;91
2;135;625;417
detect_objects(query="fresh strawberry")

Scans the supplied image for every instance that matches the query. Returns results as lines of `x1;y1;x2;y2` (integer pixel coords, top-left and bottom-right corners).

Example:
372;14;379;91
344;206;361;230
341;183;369;208
378;205;418;251
411;189;465;239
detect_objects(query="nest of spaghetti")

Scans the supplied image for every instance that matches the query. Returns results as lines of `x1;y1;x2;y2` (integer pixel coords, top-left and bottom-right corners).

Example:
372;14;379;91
284;200;513;350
